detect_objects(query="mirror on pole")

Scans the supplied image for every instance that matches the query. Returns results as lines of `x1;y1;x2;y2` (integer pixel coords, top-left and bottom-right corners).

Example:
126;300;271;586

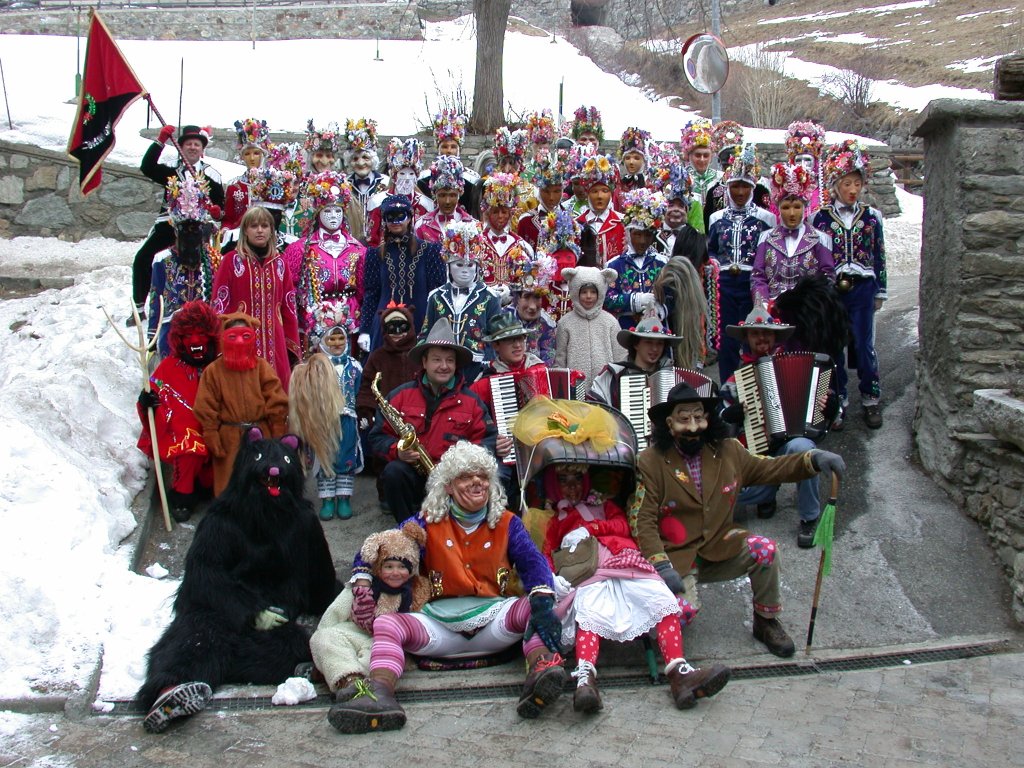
680;33;730;95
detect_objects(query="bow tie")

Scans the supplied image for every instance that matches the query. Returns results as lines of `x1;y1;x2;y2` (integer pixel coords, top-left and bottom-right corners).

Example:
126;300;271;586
437;215;451;225
491;234;508;245
621;174;642;184
452;286;472;296
782;227;800;238
321;232;342;243
838;205;856;214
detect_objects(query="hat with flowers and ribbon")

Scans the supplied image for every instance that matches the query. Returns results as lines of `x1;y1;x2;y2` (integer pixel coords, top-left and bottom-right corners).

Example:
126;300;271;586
528;156;566;189
723;143;762;186
247;165;301;210
525;109;557;146
432;109;467;146
571;105;604;142
166;173;212;224
653;162;694;206
680;118;714;157
514;252;558;297
769;162;815;207
429;154;466;193
618;126;651;161
300;170;353;213
621;188;668;231
441;220;488;263
563;141;595;184
712;120;744;156
304;119;340;154
312;300;358;339
345;117;379;154
785;120;827;163
482;172;520;209
233;118;270;155
578;153;619;190
647;141;680;174
725;306;794;341
386;137;426;174
266;142;307;177
493;127;530;160
822;139;871;190
616;306;683;348
537;208;583;255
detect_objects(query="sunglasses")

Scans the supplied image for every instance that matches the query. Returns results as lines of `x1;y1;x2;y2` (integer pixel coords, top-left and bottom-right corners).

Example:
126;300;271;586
384;320;411;334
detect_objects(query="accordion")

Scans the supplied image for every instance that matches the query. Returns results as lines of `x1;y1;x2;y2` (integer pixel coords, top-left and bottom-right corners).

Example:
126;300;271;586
491;367;586;465
734;351;833;455
621;367;715;450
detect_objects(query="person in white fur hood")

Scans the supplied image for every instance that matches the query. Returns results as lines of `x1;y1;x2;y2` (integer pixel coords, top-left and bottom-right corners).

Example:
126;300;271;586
554;266;626;383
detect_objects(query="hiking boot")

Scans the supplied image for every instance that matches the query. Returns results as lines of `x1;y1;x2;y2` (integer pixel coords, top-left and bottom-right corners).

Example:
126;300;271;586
864;404;882;429
756;501;777;519
753;613;795;658
326;673;406;734
572;661;602;714
319;498;336;521
798;518;819;549
143;681;213;734
516;652;567;719
336;496;353;519
666;661;731;710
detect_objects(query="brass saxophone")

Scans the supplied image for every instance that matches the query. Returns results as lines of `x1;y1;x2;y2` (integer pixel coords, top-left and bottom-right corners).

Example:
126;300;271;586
370;372;435;476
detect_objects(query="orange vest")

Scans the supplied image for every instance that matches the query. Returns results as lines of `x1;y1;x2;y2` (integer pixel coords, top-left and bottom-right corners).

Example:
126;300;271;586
424;512;515;599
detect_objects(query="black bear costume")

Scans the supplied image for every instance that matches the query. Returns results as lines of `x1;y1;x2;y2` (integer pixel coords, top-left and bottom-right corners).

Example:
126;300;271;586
138;428;340;733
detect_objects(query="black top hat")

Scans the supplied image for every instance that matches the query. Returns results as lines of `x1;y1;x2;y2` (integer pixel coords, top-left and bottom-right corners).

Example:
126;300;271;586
408;317;473;368
178;125;210;148
648;381;719;424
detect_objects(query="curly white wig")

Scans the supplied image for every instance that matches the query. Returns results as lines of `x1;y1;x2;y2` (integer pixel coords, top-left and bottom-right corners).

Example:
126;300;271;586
343;148;381;173
421;441;507;528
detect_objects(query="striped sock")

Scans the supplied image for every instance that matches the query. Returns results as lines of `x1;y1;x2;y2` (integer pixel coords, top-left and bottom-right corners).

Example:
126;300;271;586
368;613;429;678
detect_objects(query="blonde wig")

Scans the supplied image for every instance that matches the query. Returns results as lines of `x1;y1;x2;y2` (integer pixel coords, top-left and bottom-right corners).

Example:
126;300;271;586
421;441;507;528
654;255;708;369
288;352;344;476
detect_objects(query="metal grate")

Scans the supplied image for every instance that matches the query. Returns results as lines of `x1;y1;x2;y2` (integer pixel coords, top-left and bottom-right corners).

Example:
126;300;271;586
101;639;1012;717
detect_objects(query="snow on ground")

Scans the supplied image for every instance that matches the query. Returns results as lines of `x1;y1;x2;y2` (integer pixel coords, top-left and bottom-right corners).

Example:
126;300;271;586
758;0;934;26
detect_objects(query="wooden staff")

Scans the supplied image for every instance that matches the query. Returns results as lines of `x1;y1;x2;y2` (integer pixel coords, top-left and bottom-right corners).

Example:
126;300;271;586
805;473;840;653
103;299;172;532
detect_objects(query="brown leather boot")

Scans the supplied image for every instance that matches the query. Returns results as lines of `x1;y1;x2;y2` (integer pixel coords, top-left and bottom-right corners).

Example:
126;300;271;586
752;613;796;658
666;661;731;710
327;669;406;733
517;650;567;719
572;661;602;714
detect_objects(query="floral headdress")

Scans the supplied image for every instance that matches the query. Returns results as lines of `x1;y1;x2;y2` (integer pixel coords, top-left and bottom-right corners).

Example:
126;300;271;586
345;117;379;154
233;118;270;155
304;119;340;154
680;118;714;157
482;172;520;209
621;188;668;231
822;139;871;190
723;143;761;186
166;173;211;224
647;141;680;174
429;154;466;193
528;157;566;189
653;162;694;205
432;109;467;146
537;208;582;256
712;120;744;154
312;301;358;338
768;162;815;208
512;252;558;296
617;126;651;161
441;220;487;263
578;153;619;190
785;120;826;163
247;164;301;210
300;170;353;213
525;109;557;146
493;127;530;159
266;142;307;176
386;137;425;174
572;105;604;142
563;142;595;184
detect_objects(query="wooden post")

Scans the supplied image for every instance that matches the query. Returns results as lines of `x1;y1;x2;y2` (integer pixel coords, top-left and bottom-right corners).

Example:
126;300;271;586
995;54;1024;101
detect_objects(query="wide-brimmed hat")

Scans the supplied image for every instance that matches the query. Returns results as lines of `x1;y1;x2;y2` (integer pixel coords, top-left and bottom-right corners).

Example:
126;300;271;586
649;382;719;424
482;313;536;343
616;311;682;348
408;317;473;368
725;307;795;341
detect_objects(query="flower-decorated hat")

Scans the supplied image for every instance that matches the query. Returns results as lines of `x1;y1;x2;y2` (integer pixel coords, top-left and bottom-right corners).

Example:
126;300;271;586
647;141;680;174
441;220;488;262
482;172;520;209
432;109;467;146
345;117;379;154
680;118;714;157
654;162;694;205
616;306;683;348
564;142;595;184
578;153;620;190
537;208;583;255
723;143;761;186
300;170;353;213
493;127;530;160
822;139;871;190
618;126;651;161
233;118;270;155
528;157;566;189
785;120;826;162
247;165;302;210
312;301;358;339
572;105;604;142
515;252;558;296
621;188;668;231
769;162;815;207
725;306;794;341
386;137;426;174
266;142;307;177
429;154;466;193
712;120;744;156
166;173;212;224
525;109;557;146
304;119;340;154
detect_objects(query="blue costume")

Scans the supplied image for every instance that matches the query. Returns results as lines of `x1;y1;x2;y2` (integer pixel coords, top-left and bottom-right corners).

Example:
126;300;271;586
603;247;668;330
147;247;214;357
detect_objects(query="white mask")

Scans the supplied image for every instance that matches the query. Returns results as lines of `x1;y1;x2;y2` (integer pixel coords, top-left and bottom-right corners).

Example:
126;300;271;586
318;205;345;233
352;152;373;177
395;168;417;196
795;154;816;173
449;258;477;288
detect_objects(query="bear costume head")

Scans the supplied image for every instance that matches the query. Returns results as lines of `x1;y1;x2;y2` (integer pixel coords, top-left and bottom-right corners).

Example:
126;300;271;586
359;521;431;617
222;427;304;509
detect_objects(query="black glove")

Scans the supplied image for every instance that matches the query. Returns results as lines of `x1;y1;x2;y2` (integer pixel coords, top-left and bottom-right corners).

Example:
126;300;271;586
720;403;744;425
138;389;160;410
811;450;846;480
525;592;562;654
655;561;686;594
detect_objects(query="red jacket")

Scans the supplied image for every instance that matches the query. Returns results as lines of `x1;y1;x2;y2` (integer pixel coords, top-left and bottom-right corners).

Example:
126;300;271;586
543;499;637;565
367;372;498;463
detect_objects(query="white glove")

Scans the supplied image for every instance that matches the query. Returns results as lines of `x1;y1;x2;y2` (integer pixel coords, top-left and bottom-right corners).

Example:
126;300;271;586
631;292;656;313
553;574;573;599
357;333;370;353
560;527;591;553
488;284;511;305
358;417;370;431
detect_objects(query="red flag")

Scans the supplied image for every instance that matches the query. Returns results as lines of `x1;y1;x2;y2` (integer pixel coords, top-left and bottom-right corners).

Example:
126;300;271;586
66;12;147;196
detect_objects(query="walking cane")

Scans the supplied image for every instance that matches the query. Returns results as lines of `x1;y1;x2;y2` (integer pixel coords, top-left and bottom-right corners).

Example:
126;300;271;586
805;473;839;653
103;299;173;532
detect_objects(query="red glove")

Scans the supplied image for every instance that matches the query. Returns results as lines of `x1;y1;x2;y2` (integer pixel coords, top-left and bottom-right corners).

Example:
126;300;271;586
206;204;222;221
158;124;176;144
350;585;376;631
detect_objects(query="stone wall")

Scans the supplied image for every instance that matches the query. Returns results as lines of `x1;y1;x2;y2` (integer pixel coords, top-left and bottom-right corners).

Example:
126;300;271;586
913;99;1024;623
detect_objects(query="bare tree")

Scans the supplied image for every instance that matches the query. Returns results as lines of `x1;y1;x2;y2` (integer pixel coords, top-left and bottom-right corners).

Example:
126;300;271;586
819;68;874;118
470;0;512;134
735;45;790;128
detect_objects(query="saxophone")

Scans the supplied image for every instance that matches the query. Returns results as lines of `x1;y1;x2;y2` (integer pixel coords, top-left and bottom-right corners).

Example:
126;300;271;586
370;372;435;476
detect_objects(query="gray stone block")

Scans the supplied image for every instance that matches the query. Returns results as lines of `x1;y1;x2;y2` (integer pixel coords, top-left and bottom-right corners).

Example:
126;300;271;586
0;174;25;205
97;176;154;207
25;165;60;192
10;154;28;169
14;194;73;228
116;211;157;238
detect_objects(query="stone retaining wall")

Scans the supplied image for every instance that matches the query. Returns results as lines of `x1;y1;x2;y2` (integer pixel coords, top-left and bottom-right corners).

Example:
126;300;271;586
913;99;1024;623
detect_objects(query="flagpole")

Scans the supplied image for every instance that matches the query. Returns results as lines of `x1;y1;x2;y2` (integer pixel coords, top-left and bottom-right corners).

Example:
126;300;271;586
0;60;12;130
144;95;199;180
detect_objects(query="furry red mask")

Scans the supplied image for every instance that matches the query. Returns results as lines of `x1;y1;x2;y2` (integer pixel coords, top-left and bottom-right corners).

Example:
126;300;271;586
222;326;258;371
